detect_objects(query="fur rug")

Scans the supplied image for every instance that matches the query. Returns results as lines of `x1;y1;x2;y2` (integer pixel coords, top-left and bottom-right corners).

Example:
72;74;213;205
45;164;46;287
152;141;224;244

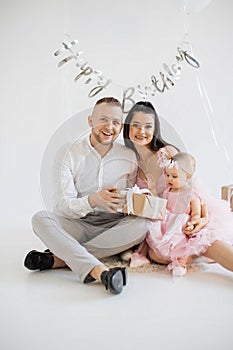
100;255;208;273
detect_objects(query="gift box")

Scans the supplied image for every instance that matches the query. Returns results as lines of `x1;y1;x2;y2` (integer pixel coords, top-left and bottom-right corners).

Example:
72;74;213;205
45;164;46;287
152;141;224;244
221;184;233;211
221;184;233;201
120;186;167;220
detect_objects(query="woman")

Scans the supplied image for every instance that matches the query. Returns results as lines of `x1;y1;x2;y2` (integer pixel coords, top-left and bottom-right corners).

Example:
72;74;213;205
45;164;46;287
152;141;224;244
122;101;210;265
124;101;179;194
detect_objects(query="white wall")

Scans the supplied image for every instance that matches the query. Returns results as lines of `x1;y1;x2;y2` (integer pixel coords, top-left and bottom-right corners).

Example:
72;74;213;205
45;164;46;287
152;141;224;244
1;0;233;229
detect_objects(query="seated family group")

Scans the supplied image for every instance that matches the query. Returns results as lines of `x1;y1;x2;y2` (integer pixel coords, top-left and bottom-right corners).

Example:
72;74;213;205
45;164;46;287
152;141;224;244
24;97;233;294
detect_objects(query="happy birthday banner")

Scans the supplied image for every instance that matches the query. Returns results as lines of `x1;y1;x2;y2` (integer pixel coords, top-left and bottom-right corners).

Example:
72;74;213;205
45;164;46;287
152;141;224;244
54;39;200;113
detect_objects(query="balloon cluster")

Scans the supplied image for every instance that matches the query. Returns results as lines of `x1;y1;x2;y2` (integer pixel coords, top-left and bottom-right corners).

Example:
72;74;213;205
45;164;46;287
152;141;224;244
54;39;200;113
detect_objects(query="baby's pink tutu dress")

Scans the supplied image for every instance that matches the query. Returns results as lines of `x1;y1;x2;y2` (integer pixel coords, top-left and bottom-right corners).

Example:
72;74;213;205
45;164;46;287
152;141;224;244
146;178;233;269
131;148;233;273
134;174;233;272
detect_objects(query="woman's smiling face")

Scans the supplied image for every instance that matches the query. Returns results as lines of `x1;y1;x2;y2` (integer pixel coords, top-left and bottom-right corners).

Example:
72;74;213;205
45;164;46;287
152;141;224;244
129;112;155;147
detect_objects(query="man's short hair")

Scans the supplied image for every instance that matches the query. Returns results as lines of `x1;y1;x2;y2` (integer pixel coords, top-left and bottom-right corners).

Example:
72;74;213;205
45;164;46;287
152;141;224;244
95;97;122;110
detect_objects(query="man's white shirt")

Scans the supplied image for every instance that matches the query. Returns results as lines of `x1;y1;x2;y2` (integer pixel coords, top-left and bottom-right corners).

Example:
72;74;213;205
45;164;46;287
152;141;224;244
54;136;138;219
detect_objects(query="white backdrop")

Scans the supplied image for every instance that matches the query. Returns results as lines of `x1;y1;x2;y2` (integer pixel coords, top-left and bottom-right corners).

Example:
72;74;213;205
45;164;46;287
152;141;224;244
1;0;233;229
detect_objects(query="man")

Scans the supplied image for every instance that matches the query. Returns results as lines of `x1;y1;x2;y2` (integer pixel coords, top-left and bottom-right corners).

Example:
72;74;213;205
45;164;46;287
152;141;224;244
24;97;149;294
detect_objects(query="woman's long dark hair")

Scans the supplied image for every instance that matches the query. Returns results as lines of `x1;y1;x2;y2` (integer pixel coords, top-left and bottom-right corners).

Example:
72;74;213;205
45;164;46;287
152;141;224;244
123;101;178;158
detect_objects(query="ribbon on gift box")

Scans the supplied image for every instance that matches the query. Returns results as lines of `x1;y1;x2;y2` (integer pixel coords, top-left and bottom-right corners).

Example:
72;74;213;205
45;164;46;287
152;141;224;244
125;185;152;215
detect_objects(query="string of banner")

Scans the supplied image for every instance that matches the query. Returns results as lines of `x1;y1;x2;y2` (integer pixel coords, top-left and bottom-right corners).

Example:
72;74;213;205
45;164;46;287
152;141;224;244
54;39;200;113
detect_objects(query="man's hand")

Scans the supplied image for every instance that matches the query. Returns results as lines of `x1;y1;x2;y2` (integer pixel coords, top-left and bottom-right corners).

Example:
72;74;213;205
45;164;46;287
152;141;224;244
88;186;126;213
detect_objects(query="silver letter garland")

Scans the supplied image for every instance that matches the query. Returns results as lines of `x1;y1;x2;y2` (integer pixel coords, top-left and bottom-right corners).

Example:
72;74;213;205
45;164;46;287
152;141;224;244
54;38;200;113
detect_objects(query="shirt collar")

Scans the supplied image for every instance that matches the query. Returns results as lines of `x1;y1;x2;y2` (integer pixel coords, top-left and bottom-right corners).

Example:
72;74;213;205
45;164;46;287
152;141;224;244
86;133;116;158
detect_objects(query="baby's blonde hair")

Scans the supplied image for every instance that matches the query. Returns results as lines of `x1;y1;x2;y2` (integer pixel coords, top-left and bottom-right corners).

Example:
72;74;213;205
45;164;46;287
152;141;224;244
172;152;196;177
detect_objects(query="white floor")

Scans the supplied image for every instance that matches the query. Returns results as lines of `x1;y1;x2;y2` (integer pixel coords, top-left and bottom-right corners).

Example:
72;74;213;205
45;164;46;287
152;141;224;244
1;228;233;350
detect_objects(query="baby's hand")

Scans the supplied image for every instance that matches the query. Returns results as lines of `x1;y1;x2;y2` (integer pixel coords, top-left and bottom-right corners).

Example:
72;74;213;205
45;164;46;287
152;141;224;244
183;223;195;236
185;216;207;235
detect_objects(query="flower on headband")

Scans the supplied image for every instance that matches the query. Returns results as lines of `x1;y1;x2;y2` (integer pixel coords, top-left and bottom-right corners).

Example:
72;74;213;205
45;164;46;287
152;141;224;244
166;159;178;169
157;149;169;168
157;149;178;170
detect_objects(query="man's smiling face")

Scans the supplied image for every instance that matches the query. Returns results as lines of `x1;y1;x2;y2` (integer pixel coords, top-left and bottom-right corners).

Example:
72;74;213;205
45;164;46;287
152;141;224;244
88;103;123;146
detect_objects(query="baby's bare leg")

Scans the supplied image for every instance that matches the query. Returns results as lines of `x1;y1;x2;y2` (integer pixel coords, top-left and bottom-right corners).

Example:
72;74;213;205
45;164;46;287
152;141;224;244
177;256;192;268
148;247;170;265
